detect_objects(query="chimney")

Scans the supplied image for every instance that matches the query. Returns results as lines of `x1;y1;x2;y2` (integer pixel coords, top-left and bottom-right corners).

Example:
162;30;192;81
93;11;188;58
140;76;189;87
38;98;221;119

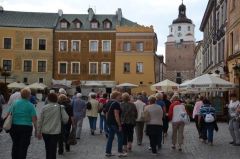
0;6;3;13
58;9;63;17
88;8;94;21
116;8;122;22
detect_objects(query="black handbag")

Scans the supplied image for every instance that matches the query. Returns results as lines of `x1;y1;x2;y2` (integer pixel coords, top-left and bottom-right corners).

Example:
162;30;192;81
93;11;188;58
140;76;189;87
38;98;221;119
86;102;92;110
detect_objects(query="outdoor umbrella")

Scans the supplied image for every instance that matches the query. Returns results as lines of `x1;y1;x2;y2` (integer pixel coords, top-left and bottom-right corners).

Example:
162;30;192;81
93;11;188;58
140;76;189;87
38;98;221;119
26;82;47;90
152;79;179;92
180;74;236;91
116;83;138;88
7;82;26;89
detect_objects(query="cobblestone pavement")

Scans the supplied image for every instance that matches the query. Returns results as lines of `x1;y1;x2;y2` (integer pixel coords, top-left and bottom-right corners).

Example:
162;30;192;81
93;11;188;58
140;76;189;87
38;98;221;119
1;102;240;159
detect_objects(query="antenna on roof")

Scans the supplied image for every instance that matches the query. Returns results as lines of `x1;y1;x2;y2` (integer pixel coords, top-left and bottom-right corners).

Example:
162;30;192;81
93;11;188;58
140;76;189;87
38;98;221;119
182;0;184;4
0;6;3;12
58;9;63;17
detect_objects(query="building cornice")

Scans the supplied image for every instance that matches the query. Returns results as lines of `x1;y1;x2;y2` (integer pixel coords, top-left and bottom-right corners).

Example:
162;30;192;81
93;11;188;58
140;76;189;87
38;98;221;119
116;25;154;33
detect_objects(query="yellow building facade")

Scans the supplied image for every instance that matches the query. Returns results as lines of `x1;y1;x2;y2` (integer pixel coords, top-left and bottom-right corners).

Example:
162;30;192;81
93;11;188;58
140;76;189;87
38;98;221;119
0;27;54;85
226;0;240;97
115;26;158;95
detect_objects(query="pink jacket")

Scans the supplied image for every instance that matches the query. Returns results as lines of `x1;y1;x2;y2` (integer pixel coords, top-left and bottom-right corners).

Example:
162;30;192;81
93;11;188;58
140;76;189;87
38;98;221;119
192;101;203;118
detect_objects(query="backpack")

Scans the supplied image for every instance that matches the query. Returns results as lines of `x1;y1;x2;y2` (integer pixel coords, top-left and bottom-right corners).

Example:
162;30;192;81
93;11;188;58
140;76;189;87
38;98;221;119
204;113;215;123
86;102;92;110
179;111;190;125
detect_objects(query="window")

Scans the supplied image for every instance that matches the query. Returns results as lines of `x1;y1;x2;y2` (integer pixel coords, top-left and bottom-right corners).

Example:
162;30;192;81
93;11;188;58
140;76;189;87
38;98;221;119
89;40;98;52
60;22;68;29
25;39;32;50
176;72;182;84
39;78;44;83
101;62;110;74
71;40;80;52
216;12;219;29
3;60;12;71
23;60;32;72
136;62;143;73
59;40;68;52
188;26;191;31
178;26;181;31
23;77;28;83
103;22;111;29
91;22;98;29
123;63;130;73
58;62;68;74
71;62;80;74
75;22;81;28
230;32;234;54
89;62;98;75
38;61;46;73
177;72;181;77
39;39;46;50
136;42;144;52
170;27;173;32
4;38;12;49
123;42;131;52
102;40;111;52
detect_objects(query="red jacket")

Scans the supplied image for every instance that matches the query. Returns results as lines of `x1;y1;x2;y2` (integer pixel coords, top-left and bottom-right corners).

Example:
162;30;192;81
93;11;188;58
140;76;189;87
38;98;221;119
168;100;181;121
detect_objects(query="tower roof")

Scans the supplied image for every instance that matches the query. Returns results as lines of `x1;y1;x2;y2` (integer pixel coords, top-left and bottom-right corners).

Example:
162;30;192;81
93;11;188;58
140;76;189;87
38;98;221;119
172;2;192;24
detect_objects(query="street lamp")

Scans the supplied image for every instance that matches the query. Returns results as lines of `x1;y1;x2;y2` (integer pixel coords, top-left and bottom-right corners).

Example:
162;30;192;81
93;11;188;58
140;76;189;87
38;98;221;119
1;66;10;85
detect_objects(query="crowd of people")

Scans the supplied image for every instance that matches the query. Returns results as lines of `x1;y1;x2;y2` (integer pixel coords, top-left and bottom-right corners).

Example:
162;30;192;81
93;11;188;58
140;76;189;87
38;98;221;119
0;88;240;158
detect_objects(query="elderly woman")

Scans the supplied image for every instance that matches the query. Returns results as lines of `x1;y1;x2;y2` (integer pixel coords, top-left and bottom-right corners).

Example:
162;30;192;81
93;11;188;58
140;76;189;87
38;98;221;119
37;93;69;159
121;92;137;152
144;96;163;155
86;93;99;135
72;93;86;139
168;94;187;151
57;94;73;154
228;93;240;146
7;88;37;159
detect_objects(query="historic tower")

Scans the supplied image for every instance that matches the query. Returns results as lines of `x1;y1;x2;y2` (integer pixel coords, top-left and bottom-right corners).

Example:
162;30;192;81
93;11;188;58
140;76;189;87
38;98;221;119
165;2;195;84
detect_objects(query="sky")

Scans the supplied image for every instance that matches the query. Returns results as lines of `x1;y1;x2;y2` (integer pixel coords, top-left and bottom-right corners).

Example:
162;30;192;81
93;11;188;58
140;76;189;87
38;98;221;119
1;0;208;55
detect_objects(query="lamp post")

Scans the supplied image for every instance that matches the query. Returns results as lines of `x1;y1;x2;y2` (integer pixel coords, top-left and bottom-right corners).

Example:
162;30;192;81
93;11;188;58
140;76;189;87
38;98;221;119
1;66;10;85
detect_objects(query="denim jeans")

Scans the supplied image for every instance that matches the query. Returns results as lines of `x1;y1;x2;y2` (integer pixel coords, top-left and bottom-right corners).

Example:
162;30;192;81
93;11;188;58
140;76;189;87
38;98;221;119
88;116;97;130
106;125;123;154
202;123;214;143
99;114;108;133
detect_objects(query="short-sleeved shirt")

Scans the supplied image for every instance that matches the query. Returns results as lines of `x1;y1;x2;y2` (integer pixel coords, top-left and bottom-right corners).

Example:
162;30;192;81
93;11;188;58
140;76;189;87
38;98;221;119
9;98;37;126
105;100;121;126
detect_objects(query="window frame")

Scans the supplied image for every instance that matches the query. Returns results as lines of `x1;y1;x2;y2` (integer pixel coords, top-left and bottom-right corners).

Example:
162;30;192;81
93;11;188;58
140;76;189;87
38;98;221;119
38;38;47;51
136;62;144;73
89;62;98;75
24;38;33;50
3;37;12;49
58;61;68;74
91;22;99;29
37;60;47;73
101;62;111;75
39;78;44;83
123;41;131;52
23;59;33;72
71;62;80;74
60;22;68;29
136;42;144;52
59;40;68;52
71;40;81;52
2;59;12;72
123;62;130;73
89;40;99;52
102;40;111;53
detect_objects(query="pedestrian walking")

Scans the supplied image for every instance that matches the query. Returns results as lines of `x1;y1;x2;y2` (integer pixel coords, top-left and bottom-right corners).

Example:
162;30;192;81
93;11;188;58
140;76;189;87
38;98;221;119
72;93;86;139
168;94;186;151
199;99;217;145
98;93;108;135
163;94;171;136
121;93;137;152
7;89;21;107
105;91;127;157
37;93;69;159
7;88;37;159
134;95;146;145
144;95;163;155
192;96;204;139
228;93;240;146
86;93;99;135
57;94;74;154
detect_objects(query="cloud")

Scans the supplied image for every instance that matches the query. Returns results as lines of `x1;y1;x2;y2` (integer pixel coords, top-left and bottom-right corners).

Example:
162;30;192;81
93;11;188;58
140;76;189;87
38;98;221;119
2;0;208;56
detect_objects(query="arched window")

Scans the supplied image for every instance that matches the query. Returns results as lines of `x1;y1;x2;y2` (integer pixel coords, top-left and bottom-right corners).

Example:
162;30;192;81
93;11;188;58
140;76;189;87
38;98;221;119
188;26;191;31
170;27;173;32
178;26;181;31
